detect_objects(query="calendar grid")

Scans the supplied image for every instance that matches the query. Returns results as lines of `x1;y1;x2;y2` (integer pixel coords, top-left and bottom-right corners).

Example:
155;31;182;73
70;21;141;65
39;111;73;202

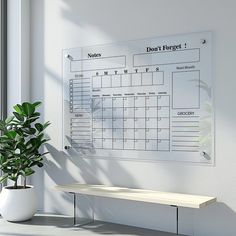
92;95;170;151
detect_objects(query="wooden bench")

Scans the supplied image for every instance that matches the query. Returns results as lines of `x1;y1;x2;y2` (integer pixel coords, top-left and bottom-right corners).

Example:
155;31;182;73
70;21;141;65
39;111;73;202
55;183;216;235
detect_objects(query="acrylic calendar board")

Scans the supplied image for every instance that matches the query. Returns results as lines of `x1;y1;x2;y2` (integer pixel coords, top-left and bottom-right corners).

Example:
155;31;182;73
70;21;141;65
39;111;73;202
62;31;214;164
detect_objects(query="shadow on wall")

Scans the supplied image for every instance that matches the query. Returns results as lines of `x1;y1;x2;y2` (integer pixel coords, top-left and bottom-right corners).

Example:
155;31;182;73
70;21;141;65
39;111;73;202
195;202;236;236
44;143;139;217
44;146;236;236
44;143;138;188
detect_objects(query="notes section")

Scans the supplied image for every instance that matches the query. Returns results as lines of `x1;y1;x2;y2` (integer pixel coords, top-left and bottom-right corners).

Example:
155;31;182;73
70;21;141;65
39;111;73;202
70;116;92;149
172;70;200;109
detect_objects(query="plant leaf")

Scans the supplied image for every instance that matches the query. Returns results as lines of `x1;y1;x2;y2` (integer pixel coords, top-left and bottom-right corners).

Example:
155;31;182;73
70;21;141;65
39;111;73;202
5;116;14;124
24;167;35;176
0;101;50;187
13;112;24;121
23;128;36;135
13;104;23;114
5;130;17;139
33;101;42;109
22;102;35;117
32;112;41;117
27;117;39;123
0;173;8;183
0;155;7;165
43;121;50;130
35;123;44;132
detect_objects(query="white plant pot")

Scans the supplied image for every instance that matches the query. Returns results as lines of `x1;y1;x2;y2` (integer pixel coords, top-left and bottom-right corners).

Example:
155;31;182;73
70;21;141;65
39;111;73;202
0;185;37;222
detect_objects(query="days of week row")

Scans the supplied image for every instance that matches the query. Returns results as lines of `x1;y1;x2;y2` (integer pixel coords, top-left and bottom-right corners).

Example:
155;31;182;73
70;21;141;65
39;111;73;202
92;71;164;88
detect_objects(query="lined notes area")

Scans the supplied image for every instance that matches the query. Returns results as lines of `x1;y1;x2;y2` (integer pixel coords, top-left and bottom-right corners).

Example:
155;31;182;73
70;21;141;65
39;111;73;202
171;115;199;152
69;78;92;149
70;117;92;149
69;78;91;113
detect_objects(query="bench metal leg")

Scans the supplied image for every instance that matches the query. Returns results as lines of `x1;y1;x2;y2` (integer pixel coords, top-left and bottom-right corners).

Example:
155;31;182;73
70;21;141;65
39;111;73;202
73;192;76;225
171;205;179;235
176;206;179;235
70;192;94;227
70;192;179;234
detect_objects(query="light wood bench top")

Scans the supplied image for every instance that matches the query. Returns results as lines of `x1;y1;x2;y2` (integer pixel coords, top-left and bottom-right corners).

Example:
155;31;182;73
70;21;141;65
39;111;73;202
55;183;216;209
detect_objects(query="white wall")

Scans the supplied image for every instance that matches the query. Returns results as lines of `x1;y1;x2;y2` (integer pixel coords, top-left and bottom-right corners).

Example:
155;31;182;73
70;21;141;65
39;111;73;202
29;0;236;235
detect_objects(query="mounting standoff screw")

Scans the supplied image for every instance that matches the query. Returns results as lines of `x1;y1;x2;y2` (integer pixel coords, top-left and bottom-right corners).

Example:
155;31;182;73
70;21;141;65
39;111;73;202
65;54;73;60
200;151;206;156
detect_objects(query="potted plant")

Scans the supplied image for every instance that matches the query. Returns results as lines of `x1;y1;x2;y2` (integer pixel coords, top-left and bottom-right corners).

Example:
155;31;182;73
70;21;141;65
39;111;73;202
0;102;50;222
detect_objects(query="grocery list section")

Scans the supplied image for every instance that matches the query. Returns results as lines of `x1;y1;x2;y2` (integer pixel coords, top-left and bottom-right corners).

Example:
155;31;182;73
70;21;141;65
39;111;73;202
63;31;213;163
171;111;200;152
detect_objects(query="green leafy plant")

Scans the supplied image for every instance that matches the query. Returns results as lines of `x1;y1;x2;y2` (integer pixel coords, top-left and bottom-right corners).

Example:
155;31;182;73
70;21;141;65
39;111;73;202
0;102;50;189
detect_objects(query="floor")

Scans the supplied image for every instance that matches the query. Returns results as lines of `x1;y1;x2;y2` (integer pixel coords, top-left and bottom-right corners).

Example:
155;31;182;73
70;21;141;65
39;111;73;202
0;214;185;236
